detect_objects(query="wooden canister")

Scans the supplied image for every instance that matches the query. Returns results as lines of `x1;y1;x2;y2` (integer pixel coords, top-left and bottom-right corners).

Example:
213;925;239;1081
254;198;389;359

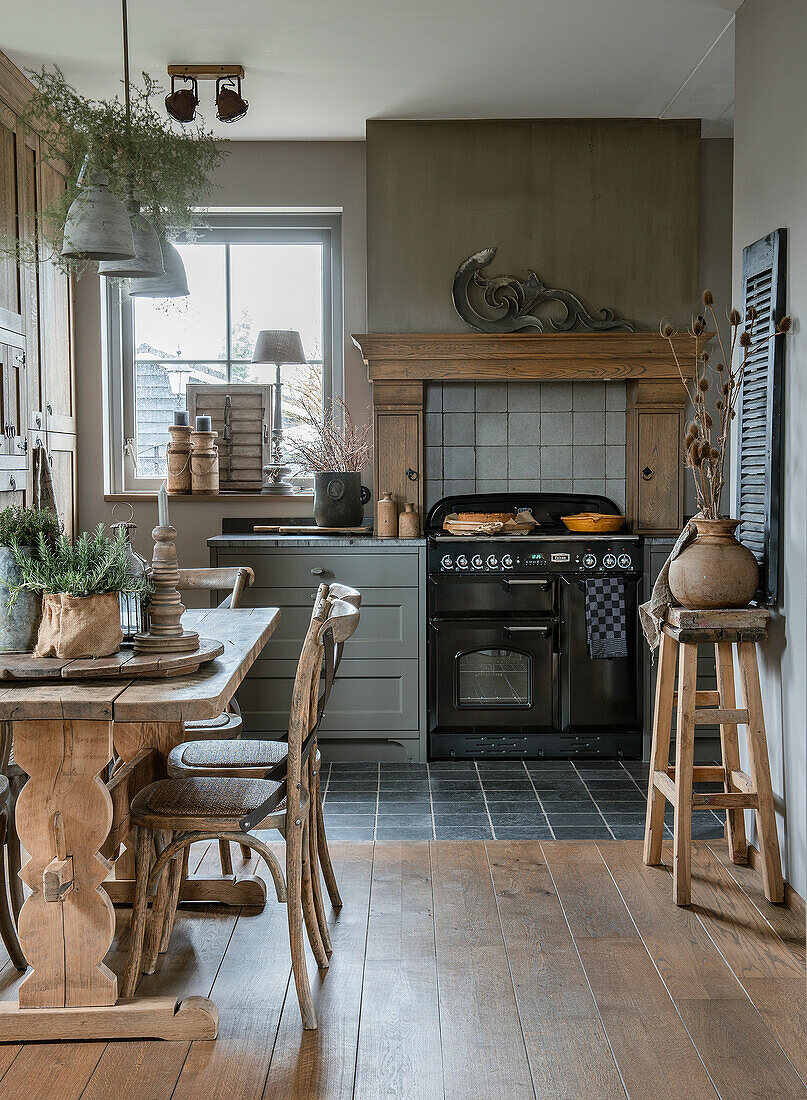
167;425;192;495
377;491;398;538
398;502;420;538
190;429;219;495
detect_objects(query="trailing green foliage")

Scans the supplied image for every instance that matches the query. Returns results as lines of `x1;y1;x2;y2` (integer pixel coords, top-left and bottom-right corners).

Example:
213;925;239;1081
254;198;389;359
0;505;62;548
5;524;152;607
5;66;227;273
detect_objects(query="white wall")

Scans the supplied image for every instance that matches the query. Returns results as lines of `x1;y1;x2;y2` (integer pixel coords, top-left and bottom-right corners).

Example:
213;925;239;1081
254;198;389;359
733;0;807;897
74;141;367;568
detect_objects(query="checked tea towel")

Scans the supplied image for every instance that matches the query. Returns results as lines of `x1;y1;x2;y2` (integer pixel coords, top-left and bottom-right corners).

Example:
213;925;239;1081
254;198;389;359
584;576;629;660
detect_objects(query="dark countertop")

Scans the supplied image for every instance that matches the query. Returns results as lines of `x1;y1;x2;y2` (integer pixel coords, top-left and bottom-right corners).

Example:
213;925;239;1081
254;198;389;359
207;533;426;548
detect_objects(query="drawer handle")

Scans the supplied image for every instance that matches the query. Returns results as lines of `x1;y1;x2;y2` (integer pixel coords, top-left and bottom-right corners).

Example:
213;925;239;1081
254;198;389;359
9;476;16;492
310;568;324;576
47;403;53;415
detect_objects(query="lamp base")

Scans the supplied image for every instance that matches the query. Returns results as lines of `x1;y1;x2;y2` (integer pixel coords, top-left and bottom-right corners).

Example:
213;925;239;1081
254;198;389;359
262;463;296;495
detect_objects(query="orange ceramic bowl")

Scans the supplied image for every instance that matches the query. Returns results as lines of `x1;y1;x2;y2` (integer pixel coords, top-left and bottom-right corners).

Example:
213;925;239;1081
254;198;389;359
561;512;625;533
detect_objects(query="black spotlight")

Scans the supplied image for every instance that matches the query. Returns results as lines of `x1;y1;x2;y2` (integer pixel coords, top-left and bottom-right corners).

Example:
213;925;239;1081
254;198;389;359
215;76;249;123
165;76;199;123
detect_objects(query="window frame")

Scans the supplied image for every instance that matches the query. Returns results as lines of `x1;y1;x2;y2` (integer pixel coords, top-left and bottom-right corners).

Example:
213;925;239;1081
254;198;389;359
103;210;343;494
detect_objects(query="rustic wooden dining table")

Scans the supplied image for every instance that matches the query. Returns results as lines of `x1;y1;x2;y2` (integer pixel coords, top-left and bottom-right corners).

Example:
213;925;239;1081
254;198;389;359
0;605;279;1043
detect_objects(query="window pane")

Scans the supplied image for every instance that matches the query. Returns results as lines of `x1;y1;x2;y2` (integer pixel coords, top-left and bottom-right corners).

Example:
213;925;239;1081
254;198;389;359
133;245;228;477
229;243;324;438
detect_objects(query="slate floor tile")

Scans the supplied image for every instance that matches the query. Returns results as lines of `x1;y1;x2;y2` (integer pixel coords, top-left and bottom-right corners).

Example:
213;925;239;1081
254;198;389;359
435;826;494;840
493;827;553;839
546;813;606;827
609;825;646;839
551;826;614;839
321;814;375;827
375;827;434;840
538;800;596;813
323;829;375;841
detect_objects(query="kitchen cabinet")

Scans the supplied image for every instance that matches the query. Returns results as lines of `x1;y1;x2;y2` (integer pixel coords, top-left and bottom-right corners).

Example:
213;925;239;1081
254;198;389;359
626;382;686;534
0;58;76;523
371;381;423;531
210;539;428;761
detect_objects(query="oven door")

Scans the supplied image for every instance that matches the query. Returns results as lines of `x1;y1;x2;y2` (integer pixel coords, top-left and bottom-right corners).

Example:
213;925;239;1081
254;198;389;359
429;574;556;617
429;618;557;731
559;575;642;731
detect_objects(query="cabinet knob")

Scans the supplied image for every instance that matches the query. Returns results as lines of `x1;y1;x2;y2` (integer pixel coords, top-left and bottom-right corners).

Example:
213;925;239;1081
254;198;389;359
641;466;653;481
405;467;419;481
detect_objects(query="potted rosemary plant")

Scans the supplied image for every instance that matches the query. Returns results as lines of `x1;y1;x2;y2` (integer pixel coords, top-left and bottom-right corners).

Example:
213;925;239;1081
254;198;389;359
661;292;791;608
289;395;372;528
0;507;62;653
5;525;151;658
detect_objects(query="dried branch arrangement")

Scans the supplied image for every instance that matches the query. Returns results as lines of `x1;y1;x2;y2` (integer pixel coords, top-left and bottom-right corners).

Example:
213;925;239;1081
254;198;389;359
662;291;791;519
288;392;371;473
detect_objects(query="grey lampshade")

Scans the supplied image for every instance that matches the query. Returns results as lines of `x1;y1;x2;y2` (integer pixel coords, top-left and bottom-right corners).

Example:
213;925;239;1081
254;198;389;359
98;200;165;278
251;329;307;365
61;168;136;262
128;237;189;298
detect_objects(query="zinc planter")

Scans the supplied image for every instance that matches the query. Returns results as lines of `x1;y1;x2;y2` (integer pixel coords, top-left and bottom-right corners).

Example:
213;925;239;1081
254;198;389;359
313;472;371;528
0;545;41;653
668;518;759;609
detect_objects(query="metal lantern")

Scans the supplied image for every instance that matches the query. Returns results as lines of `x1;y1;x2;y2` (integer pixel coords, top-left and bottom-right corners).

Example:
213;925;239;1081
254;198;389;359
111;503;152;645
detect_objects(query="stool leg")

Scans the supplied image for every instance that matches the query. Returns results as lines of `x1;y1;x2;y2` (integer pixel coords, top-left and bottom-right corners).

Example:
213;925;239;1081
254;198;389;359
673;642;698;906
714;641;748;864
737;641;784;903
644;630;676;866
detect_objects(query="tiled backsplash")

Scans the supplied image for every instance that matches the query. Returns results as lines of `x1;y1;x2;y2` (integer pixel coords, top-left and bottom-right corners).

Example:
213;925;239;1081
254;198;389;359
424;380;627;511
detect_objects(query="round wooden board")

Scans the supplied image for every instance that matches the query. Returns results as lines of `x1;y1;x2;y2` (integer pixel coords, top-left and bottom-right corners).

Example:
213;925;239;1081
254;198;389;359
0;638;225;681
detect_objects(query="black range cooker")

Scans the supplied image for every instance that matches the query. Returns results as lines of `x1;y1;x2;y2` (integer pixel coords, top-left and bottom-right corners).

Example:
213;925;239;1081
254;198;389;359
426;492;644;760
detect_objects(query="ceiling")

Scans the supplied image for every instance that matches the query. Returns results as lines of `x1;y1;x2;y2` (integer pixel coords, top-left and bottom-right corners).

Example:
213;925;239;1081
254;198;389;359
3;0;739;140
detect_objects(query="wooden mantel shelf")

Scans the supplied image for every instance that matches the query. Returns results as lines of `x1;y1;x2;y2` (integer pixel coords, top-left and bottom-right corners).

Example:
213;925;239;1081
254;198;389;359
352;332;702;382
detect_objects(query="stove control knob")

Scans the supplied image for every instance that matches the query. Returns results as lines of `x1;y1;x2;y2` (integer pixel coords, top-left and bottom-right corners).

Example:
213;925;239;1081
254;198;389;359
440;554;454;570
602;552;617;569
471;554;484;569
486;554;499;569
456;555;468;569
617;553;632;570
582;552;597;569
501;554;513;569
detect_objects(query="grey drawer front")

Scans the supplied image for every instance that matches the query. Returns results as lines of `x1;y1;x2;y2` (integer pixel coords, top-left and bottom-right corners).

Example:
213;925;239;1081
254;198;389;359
239;657;419;734
216;551;419;590
241;586;420;660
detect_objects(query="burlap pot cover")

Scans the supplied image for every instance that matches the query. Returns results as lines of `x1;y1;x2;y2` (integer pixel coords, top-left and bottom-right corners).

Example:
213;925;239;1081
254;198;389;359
34;591;123;658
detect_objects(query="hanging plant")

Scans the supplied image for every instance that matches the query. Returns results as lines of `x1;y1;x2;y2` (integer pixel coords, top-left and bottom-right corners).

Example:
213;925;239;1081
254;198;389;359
4;66;227;272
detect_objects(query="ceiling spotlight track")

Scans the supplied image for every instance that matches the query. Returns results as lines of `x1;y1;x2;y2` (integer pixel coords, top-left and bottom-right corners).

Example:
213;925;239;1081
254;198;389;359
166;64;249;125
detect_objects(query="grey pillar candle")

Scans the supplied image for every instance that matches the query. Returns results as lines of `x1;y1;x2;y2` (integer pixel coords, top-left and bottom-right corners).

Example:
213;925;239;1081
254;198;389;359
173;409;189;426
195;414;212;431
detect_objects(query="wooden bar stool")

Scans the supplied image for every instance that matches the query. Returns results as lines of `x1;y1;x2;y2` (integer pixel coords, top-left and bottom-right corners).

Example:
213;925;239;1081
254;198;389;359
643;606;784;906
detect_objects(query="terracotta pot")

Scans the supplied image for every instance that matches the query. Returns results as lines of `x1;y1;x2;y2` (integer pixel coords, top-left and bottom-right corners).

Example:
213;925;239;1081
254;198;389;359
668;518;759;609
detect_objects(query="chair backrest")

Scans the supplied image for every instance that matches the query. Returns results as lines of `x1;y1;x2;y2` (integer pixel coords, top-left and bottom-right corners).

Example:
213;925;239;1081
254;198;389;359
177;567;255;609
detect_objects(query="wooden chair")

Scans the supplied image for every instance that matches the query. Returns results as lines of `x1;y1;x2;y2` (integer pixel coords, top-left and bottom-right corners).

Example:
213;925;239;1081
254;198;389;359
0;723;25;924
644;606;784;906
166;581;362;953
0;775;25;971
177;566;254;872
122;591;360;1030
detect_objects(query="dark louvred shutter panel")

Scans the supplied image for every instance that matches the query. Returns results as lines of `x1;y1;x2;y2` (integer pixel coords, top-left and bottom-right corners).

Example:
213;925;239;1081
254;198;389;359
736;228;787;604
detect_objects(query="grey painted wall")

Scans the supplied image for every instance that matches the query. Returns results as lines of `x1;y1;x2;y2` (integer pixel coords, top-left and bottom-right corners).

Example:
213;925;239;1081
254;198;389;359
367;118;701;332
733;0;806;897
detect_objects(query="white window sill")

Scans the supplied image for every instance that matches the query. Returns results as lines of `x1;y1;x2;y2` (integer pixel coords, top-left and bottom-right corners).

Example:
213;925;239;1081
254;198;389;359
104;492;314;502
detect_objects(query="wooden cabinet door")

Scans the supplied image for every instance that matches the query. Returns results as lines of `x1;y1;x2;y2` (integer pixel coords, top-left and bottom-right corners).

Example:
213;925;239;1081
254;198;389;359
0;336;26;458
38;162;75;434
45;431;77;539
635;411;682;532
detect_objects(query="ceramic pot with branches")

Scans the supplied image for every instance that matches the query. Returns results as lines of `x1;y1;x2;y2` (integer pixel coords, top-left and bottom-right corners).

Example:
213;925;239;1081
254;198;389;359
661;292;791;608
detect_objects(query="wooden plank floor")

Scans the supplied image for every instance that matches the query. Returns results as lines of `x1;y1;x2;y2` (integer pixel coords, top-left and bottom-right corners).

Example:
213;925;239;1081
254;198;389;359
0;840;804;1099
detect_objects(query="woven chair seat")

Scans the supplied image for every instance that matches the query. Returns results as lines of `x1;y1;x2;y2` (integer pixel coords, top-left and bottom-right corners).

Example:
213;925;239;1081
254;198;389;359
130;776;287;831
168;738;320;779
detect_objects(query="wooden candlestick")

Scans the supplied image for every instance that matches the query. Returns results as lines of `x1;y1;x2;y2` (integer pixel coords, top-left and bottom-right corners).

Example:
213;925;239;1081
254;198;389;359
133;525;199;654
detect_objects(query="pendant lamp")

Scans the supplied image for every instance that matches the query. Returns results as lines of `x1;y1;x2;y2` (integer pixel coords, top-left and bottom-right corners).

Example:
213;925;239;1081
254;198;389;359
128;237;189;298
98;198;164;278
61;156;136;262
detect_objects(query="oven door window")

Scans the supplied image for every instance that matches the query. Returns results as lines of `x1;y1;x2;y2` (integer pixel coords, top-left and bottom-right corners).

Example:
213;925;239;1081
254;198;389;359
456;648;532;708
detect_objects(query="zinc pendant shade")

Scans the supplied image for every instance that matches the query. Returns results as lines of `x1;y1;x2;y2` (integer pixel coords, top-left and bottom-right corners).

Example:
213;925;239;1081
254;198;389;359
128;237;189;298
98;200;164;278
61;169;136;262
251;330;307;365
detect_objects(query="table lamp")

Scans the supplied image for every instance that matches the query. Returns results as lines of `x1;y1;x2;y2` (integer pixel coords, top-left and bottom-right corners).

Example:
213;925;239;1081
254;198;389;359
251;329;307;495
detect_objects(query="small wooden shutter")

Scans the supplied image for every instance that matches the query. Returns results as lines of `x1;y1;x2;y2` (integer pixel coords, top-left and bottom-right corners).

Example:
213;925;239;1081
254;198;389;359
736;228;787;604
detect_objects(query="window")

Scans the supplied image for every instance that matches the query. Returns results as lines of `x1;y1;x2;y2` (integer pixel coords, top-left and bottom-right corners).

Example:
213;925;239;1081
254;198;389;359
104;213;342;491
